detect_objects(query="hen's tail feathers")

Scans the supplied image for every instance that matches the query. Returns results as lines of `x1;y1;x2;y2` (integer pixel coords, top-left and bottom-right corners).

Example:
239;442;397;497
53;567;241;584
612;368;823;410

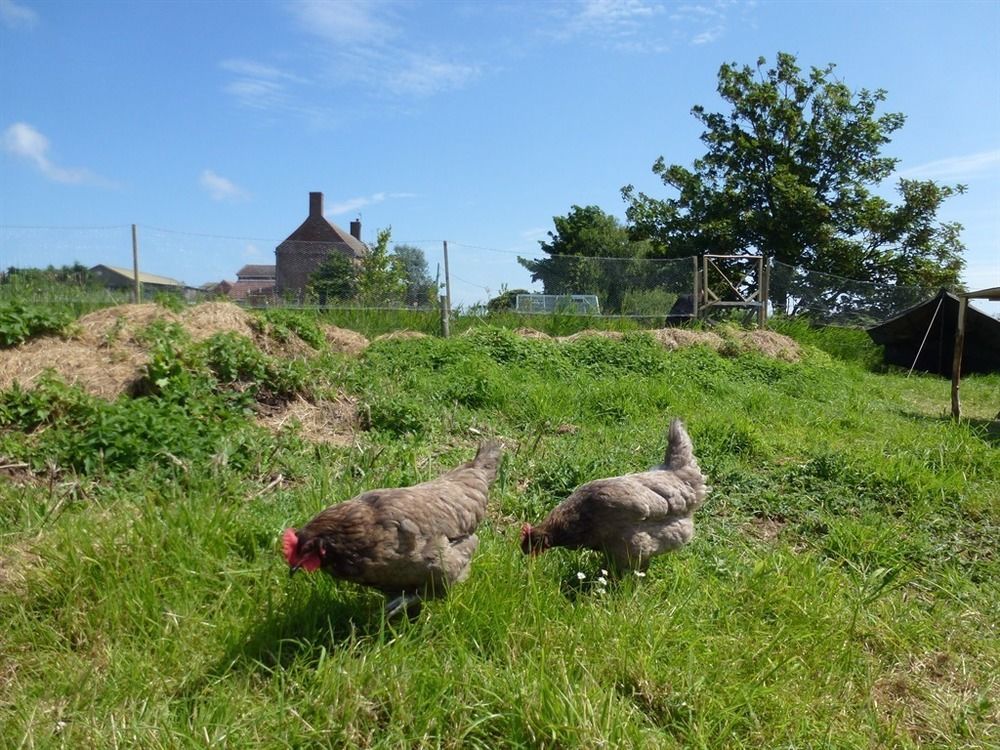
664;418;696;471
472;440;503;484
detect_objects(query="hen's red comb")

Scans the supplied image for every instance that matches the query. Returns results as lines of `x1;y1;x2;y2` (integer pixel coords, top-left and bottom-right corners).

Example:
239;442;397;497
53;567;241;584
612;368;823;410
281;528;298;565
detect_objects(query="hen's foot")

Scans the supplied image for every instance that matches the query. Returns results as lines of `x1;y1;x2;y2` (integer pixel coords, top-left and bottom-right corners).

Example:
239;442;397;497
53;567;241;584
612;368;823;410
385;593;422;620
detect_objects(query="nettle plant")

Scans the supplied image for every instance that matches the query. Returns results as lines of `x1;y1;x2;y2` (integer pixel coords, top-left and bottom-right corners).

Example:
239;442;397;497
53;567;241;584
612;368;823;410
0;302;73;347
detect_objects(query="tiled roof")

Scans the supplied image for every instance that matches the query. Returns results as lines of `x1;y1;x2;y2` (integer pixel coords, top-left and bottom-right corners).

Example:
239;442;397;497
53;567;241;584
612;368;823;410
236;264;276;280
91;264;183;287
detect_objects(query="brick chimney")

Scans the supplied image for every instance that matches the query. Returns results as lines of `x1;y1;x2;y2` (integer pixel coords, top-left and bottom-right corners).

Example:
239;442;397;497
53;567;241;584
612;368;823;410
350;218;361;241
309;192;323;218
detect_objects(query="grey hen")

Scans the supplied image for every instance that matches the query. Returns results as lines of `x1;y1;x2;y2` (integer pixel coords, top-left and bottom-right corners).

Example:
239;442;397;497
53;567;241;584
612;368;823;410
520;420;707;572
284;441;502;617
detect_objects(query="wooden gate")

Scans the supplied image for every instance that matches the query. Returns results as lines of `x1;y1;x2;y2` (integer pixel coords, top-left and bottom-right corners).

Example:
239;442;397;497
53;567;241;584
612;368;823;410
695;254;769;327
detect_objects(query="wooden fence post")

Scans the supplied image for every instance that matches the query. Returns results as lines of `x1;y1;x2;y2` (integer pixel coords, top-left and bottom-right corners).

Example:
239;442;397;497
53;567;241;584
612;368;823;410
440;295;450;338
691;255;700;320
759;256;769;328
131;224;141;304
950;296;967;420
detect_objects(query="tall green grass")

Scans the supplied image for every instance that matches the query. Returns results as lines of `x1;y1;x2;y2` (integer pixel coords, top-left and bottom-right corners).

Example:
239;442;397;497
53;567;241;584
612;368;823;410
1;319;997;748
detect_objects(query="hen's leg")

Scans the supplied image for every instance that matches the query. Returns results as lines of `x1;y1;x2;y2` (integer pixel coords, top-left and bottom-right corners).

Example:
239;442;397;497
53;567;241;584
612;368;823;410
385;592;422;620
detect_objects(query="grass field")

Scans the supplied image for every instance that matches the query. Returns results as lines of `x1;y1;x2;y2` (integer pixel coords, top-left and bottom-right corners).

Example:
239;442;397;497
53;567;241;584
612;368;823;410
1;307;997;748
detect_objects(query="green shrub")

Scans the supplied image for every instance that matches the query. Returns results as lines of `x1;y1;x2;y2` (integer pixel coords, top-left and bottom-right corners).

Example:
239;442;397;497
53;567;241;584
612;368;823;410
361;392;431;436
258;309;326;349
0;302;72;347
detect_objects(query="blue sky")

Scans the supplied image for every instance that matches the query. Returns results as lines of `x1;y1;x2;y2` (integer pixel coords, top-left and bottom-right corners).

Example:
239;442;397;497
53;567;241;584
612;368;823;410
1;0;998;314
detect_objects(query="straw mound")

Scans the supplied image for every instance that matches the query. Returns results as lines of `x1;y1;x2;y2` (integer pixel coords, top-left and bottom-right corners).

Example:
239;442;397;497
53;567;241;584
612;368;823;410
183;302;257;343
550;326;800;361
0;302;316;399
649;328;725;351
0;303;164;398
730;329;802;362
256;394;359;446
323;325;370;356
513;327;553;340
557;329;626;342
373;330;429;342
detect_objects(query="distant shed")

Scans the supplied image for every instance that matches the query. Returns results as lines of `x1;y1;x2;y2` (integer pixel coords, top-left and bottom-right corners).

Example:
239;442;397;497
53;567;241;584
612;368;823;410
866;288;1000;376
90;264;185;295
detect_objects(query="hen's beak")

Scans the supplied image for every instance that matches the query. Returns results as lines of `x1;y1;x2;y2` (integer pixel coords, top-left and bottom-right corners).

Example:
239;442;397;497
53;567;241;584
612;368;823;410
289;565;301;577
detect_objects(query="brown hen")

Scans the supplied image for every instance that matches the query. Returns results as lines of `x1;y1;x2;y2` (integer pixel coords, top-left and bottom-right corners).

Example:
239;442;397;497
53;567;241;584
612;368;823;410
283;441;502;617
521;419;707;572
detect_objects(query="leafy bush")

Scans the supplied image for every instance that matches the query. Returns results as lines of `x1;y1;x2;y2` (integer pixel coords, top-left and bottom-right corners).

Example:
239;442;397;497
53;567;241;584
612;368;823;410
257;309;326;349
361;392;431;436
200;332;308;403
0;375;257;473
0;302;72;347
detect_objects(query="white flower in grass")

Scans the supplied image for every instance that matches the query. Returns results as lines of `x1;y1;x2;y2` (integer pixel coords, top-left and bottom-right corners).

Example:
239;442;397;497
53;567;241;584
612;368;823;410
634;570;646;578
576;571;586;581
597;576;608;586
600;569;608;577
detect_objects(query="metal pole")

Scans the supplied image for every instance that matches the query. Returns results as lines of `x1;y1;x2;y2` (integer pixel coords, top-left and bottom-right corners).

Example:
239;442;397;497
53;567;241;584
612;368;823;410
442;240;452;332
131;224;141;304
759;256;769;328
691;255;699;320
950;296;967;420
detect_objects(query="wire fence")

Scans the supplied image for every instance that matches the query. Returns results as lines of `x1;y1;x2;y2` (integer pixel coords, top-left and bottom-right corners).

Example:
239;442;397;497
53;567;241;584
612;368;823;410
0;224;949;327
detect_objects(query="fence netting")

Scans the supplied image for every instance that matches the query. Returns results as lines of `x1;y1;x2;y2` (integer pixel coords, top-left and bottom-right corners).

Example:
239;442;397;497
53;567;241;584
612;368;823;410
1;224;949;327
768;260;934;327
514;254;696;317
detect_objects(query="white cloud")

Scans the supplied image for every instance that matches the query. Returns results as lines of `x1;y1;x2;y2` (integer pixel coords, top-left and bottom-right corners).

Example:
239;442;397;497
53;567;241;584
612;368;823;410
897;149;1000;182
327;191;415;215
199;170;250;201
220;59;306;83
221;59;300;109
0;0;38;29
574;0;665;32
287;0;396;45
690;26;723;44
279;0;482;99
552;0;747;51
386;55;482;97
3;122;110;185
219;58;338;125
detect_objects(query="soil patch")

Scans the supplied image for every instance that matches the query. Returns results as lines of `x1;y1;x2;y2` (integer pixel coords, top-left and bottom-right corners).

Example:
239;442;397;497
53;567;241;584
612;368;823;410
256;394;359;445
746;515;788;542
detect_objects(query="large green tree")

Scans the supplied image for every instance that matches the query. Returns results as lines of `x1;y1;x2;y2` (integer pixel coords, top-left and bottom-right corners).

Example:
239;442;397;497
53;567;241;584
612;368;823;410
622;52;965;313
392;244;437;306
357;228;409;305
307;252;359;305
519;205;667;313
308;232;433;308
